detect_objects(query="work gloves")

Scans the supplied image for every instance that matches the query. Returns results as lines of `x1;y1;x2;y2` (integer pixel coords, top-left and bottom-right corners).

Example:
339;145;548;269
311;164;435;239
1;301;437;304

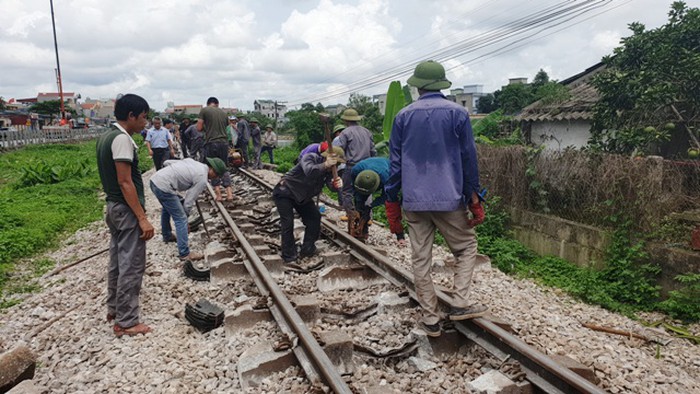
385;201;403;234
332;177;343;190
466;202;485;228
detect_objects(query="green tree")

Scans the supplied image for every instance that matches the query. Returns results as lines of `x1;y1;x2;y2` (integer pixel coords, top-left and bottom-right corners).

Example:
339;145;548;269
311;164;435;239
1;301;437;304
286;104;324;150
0;97;6;111
494;83;533;114
30;100;77;117
531;68;550;91
476;93;498;114
591;1;700;154
345;93;383;140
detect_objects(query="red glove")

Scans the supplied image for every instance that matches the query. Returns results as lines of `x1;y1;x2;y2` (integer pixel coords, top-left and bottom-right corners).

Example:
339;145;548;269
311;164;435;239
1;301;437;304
385;201;403;234
466;202;485;228
332;177;343;190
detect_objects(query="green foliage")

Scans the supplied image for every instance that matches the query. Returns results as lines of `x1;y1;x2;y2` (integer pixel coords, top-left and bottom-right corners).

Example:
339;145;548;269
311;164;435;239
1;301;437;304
659;273;700;321
591;1;700;154
495;83;533;114
0;142;104;300
525;146;550;213
536;82;571;106
286;105;325;150
29;100;77;117
382;81;406;141
476;93;497;114
17;158;92;187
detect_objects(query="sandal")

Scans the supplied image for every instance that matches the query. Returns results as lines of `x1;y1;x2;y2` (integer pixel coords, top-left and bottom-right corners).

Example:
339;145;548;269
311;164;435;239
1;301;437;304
113;323;152;337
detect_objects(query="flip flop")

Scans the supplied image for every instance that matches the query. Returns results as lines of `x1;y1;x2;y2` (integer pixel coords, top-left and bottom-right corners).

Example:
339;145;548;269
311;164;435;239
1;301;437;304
113;323;152;337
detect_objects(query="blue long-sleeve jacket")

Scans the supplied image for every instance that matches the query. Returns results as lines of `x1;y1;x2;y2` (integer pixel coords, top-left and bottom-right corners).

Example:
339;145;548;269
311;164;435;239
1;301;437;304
385;92;480;211
351;157;390;209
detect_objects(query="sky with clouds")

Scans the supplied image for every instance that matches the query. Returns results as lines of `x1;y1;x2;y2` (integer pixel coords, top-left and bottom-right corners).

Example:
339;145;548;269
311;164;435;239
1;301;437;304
0;0;687;112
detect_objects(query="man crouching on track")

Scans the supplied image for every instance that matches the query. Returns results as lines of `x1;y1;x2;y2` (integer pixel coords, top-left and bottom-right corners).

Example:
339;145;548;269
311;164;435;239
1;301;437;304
385;60;488;338
149;157;227;262
273;146;345;264
96;93;154;337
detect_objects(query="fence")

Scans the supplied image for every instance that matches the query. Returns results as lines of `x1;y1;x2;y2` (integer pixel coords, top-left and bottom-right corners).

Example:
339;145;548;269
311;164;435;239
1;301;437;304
0;125;108;151
478;145;700;234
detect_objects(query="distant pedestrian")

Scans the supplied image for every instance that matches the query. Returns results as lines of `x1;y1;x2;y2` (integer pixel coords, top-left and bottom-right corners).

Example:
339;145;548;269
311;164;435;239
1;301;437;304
250;117;262;169
96;93;154;337
274;146;344;263
183;123;203;161
145;117;175;170
261;124;278;164
226;116;239;149
179;118;192;157
236;113;251;168
334;108;376;220
385;60;487;338
149;157;227;261
197;97;233;201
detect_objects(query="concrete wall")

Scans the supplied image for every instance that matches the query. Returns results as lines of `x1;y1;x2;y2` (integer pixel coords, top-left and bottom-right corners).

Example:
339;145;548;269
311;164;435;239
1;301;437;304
509;208;700;295
531;120;591;150
510;208;609;269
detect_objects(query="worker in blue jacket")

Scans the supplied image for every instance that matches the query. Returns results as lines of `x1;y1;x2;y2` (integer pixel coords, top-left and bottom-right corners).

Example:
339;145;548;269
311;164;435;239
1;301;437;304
351;157;406;245
384;60;487;338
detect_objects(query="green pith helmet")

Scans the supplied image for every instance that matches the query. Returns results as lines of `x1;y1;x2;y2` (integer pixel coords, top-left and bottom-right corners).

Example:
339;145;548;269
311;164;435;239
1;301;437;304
249;117;258;124
340;108;362;121
407;60;452;91
321;146;347;163
354;170;380;195
333;124;345;133
265;124;273;130
206;157;227;176
236;112;246;118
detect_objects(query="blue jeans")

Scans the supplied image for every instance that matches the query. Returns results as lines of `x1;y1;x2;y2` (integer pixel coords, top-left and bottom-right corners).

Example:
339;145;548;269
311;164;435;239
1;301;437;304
150;181;190;257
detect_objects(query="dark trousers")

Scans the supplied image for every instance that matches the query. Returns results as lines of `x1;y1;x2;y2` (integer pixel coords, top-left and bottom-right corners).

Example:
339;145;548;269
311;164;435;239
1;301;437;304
261;146;274;164
152;148;169;171
273;184;321;262
237;138;250;167
203;141;231;187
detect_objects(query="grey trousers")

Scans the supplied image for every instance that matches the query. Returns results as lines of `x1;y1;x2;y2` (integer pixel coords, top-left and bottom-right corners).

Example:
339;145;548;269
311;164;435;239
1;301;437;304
404;209;478;325
105;202;147;328
341;164;355;213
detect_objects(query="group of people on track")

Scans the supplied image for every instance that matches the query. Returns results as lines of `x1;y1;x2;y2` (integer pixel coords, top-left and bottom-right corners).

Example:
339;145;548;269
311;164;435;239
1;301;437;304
96;60;487;339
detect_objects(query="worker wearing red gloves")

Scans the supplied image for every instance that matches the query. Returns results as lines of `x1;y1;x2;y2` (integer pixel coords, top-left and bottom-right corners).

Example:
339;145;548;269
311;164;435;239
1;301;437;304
384;60;487;338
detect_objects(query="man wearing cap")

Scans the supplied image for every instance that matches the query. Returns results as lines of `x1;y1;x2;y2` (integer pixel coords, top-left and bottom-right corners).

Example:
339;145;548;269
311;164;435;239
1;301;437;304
273;146;344;263
261;124;278;164
249;117;263;169
351;157;406;245
149;157;227;262
197;97;233;201
236;113;251;168
385;60;487;338
334;108;376;220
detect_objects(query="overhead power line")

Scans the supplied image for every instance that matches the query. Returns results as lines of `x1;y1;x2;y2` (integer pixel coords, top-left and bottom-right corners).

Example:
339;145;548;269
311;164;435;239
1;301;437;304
284;0;619;106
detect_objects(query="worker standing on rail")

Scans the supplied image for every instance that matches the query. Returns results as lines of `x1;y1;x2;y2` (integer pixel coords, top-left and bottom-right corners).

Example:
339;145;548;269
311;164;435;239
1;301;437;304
197;97;233;202
334;108;376;221
96;93;154;337
273;146;345;263
385;60;487;338
149;157;227;262
351;157;406;245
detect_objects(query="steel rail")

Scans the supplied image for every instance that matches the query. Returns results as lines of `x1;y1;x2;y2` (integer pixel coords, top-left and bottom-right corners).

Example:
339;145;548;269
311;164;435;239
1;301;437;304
237;168;605;394
206;184;352;394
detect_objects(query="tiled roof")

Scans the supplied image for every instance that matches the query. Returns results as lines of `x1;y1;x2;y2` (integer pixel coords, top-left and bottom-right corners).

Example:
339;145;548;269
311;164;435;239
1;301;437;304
518;62;605;122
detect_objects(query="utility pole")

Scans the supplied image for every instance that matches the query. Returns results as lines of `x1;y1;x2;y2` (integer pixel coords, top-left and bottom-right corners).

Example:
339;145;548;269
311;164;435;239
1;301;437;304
274;100;287;121
50;0;65;122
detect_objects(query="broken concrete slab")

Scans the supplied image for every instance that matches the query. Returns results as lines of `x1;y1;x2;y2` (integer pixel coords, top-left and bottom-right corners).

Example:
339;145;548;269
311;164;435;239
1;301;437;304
408;356;438;372
320;331;354;375
225;305;273;335
468;370;519;394
322;251;352;267
0;345;37;393
237;341;296;389
291;295;320;324
375;291;411;314
262;255;284;278
316;265;386;292
210;259;248;284
6;380;44;394
550;354;597;384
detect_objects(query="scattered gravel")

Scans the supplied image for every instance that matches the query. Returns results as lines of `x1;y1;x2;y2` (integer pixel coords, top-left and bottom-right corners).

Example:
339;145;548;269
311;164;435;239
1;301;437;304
0;167;698;393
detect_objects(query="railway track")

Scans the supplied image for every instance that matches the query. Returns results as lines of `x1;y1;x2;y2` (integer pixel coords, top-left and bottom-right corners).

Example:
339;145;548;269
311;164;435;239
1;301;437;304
190;167;605;393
